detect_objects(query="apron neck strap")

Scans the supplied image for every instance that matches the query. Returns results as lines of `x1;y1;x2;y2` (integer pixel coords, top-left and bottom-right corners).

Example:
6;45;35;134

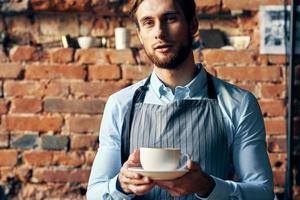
207;73;217;99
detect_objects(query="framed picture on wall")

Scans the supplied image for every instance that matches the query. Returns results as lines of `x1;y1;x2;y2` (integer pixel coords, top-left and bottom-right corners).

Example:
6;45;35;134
260;5;300;54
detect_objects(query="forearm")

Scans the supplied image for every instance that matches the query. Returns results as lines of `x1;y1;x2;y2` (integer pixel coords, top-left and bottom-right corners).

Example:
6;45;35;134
87;175;135;200
195;176;274;200
87;149;135;200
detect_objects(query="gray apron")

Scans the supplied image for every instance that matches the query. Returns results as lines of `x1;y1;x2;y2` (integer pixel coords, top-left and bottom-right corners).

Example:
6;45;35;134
121;73;231;200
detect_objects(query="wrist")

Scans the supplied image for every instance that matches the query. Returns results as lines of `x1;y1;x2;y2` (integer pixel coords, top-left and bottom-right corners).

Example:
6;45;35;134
196;175;216;198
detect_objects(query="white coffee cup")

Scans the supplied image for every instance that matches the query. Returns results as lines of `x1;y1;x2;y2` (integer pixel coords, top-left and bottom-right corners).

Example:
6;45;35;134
140;147;189;171
77;36;100;49
114;27;130;49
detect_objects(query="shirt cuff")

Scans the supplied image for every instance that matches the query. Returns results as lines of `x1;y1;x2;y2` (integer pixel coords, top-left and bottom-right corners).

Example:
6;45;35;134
109;175;136;200
194;176;232;200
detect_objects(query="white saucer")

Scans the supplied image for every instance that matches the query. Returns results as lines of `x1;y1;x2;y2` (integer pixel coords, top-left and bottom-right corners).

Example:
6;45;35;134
128;167;188;180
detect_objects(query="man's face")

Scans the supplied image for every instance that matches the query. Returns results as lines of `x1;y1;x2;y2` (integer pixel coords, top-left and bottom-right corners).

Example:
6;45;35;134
135;0;193;69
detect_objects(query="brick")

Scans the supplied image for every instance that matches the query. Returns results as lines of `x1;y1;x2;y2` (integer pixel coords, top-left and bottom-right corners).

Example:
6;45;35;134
88;64;121;80
0;63;22;79
4;81;44;97
223;0;285;11
261;84;286;99
75;49;136;65
23;151;53;166
235;83;256;94
259;100;286;117
68;116;101;133
31;0;51;11
39;13;79;37
1;0;29;12
0;150;18;166
0;134;9;148
44;98;105;114
9;46;37;62
11;98;42;113
216;66;282;82
75;49;109;64
257;55;268;65
6;116;63;132
268;55;288;64
264;118;286;135
195;0;221;13
0;48;8;62
202;49;255;65
25;64;86;80
41;135;69;150
0;100;8;114
49;48;74;63
122;65;153;80
237;13;259;31
44;81;69;97
11;134;39;149
22;183;85;199
91;17;114;36
273;170;285;186
71;135;98;150
107;49;136;65
70;81;129;98
267;136;286;153
52;152;84;167
15;166;31;182
54;0;90;11
210;20;242;36
268;153;286;170
33;168;90;183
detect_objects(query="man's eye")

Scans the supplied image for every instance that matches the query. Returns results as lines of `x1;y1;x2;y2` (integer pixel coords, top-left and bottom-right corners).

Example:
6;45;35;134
166;16;176;23
143;20;154;27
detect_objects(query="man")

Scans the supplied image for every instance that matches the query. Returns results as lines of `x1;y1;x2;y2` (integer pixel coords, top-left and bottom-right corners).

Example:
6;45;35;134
87;0;274;199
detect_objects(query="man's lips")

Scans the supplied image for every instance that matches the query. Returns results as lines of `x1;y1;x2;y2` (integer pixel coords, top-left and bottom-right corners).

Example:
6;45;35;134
154;44;173;52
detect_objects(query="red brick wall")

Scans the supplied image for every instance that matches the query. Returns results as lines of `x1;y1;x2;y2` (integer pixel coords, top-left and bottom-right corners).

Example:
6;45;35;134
0;0;298;199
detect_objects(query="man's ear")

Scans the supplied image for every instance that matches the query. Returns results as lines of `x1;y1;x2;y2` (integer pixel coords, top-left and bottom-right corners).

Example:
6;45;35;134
190;16;199;36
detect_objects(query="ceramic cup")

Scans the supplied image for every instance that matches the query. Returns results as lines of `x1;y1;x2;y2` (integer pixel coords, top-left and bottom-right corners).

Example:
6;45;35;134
77;36;100;49
140;147;189;171
114;27;130;49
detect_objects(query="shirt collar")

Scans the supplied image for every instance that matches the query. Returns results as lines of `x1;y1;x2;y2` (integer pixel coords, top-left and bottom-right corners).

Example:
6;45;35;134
150;63;207;99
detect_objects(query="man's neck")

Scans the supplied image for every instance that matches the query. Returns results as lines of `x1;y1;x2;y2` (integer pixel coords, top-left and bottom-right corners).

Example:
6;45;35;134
153;52;197;92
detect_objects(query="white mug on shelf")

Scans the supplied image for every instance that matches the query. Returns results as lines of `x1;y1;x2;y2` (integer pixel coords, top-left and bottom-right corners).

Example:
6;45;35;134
114;27;130;50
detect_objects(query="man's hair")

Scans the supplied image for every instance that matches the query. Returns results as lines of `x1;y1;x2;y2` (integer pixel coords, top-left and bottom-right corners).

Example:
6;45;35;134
127;0;196;25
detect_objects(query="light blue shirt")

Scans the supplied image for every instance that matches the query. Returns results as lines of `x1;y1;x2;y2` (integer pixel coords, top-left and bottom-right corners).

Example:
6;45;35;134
87;65;274;200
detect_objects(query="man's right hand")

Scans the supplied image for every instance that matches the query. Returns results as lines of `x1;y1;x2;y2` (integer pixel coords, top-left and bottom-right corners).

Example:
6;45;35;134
118;149;155;196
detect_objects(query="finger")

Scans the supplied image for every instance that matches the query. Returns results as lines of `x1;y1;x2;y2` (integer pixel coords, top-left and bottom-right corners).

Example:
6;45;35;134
120;168;142;179
186;160;200;171
128;149;140;164
122;176;152;185
128;182;155;196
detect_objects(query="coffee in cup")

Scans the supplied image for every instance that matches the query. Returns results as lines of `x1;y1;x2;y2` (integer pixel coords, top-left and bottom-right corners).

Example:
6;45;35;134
139;147;189;171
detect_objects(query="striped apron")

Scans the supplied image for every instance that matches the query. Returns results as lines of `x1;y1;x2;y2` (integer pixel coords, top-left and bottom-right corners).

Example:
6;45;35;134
121;73;231;200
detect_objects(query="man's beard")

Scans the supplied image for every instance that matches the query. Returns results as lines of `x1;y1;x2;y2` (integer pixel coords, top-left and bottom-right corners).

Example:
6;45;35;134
144;34;193;69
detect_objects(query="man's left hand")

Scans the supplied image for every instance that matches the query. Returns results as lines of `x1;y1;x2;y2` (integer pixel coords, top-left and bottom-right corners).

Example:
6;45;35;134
155;160;215;197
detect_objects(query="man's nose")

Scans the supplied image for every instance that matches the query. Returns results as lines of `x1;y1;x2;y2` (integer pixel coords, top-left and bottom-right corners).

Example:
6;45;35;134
154;22;167;40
